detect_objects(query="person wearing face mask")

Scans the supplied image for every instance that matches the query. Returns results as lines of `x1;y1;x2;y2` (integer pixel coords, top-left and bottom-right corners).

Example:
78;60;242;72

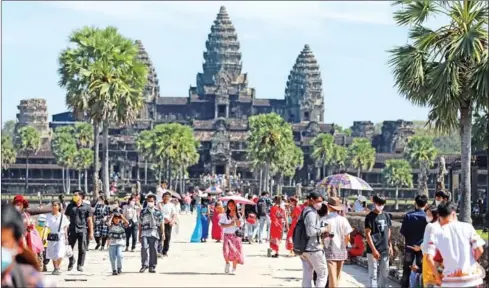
123;196;140;252
35;215;50;272
364;194;393;288
138;193;164;273
64;190;94;272
1;204;51;288
45;200;70;275
93;196;110;251
399;194;428;288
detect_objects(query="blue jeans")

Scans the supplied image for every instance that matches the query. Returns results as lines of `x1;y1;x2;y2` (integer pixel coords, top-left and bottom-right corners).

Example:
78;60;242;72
257;216;270;241
245;222;258;239
367;253;389;288
109;245;123;271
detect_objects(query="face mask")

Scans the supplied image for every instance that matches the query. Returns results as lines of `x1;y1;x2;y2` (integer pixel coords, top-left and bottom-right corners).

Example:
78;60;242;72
375;205;384;212
426;216;433;223
130;201;136;206
14;206;22;212
73;196;80;203
313;203;322;210
37;221;46;227
1;247;14;273
435;200;441;206
147;202;154;208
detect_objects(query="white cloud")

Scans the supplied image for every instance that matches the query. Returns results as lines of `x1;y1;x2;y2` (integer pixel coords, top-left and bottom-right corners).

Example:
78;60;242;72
50;1;396;27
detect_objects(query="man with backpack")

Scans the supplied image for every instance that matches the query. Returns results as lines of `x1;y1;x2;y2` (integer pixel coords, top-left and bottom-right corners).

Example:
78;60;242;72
256;192;272;243
293;192;329;288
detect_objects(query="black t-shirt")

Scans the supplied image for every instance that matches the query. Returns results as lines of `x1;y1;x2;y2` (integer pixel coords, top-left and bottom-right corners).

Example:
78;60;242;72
364;211;392;254
65;202;93;233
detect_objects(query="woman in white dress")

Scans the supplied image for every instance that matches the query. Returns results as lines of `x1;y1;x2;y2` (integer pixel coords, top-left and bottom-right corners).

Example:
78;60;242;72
46;200;70;275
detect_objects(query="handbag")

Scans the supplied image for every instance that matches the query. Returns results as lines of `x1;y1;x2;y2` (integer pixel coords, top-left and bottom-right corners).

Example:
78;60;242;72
47;214;63;242
65;240;73;258
234;213;244;238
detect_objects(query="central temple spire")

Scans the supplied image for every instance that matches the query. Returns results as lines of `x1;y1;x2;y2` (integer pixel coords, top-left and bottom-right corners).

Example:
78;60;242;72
197;6;243;93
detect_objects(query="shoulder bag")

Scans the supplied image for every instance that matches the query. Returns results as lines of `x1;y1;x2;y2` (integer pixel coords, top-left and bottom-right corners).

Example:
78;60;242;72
47;214;63;242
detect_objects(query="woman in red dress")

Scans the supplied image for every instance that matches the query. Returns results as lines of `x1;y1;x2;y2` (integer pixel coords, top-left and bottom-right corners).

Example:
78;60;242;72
285;197;302;255
269;196;286;258
211;201;224;242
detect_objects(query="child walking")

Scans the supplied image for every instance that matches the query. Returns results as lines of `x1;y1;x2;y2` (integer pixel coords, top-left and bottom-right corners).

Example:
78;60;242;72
35;214;51;272
107;212;129;275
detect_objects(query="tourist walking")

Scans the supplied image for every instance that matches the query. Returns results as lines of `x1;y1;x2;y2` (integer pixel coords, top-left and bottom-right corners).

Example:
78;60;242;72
425;201;486;287
156;180;168;203
257;192;272;243
400;194;427;288
65;190;94;272
93;196;110;250
212;201;224;242
219;200;244;274
244;194;258;243
35;214;50;272
1;204;51;288
323;197;353;288
46;200;70;275
200;198;210;242
285;197;301;255
12;195;43;256
364;194;393;288
269;196;286;258
297;192;329;288
138;193;164;273
123;195;140;252
107;212;129;275
159;191;177;256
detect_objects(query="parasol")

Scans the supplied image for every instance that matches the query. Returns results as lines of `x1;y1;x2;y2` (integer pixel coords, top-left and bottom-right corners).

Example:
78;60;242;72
318;173;373;191
219;195;255;205
205;186;223;195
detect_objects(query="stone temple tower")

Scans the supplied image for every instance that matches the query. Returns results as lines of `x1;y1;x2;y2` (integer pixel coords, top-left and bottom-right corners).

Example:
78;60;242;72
15;99;52;150
284;45;324;123
196;6;251;97
135;40;160;120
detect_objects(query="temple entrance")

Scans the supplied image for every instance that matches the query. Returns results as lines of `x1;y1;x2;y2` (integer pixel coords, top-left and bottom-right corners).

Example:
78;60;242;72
217;105;226;118
215;165;225;175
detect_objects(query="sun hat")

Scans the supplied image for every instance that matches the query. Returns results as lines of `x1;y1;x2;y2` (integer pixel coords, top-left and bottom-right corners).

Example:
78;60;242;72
327;196;345;211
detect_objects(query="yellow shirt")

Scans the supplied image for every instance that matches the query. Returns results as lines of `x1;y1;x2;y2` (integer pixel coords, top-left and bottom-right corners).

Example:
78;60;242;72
35;225;50;248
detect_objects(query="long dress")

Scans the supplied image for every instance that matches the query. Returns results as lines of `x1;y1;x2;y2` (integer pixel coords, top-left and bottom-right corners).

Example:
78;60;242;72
286;205;302;251
190;205;203;243
269;205;286;254
211;212;223;241
45;213;70;260
200;204;209;240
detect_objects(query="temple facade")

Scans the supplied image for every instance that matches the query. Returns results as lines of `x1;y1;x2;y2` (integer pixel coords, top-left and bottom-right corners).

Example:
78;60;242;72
2;6;487;199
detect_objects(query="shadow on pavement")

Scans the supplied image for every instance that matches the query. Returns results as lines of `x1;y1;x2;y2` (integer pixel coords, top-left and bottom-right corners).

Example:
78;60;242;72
160;271;228;276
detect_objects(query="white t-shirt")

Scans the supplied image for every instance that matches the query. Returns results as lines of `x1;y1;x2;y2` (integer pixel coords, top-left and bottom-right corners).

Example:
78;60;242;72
156;187;166;202
426;221;486;287
323;212;353;260
219;214;243;234
46;213;70;236
421;222;441;253
160;202;176;222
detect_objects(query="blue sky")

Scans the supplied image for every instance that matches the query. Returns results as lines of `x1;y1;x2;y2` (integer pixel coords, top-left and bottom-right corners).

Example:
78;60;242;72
3;1;440;128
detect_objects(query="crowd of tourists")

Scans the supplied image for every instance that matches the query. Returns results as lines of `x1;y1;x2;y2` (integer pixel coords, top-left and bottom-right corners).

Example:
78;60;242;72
1;182;486;288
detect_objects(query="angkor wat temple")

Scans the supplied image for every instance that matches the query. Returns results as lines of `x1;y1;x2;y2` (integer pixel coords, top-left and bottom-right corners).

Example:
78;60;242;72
2;7;487;199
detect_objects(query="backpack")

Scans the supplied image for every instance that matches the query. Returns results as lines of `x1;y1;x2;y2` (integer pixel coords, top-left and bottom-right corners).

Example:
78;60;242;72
293;208;314;255
257;198;268;217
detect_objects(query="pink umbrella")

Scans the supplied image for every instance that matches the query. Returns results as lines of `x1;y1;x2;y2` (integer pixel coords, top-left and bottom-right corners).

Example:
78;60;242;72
219;195;255;205
205;186;223;195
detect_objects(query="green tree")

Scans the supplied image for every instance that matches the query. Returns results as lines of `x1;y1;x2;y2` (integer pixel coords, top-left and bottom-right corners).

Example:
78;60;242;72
311;133;335;179
404;136;437;196
388;0;489;222
472;110;488;151
75;148;94;193
2;120;16;140
331;144;348;174
135;130;155;185
52;126;77;193
58;26;148;198
15;126;40;191
247;113;295;194
74;123;94;193
382;159;413;210
273;143;304;194
1;136;17;170
348;138;376;178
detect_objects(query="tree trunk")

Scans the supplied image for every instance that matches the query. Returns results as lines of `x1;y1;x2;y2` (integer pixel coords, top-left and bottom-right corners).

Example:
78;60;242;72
357;167;362;195
84;169;88;194
459;106;472;223
62;167;66;193
420;162;429;196
259;168;263;193
102;120;110;198
93;122;100;199
395;186;399;211
322;165;327;180
78;170;81;190
144;160;148;185
25;155;29;193
66;168;71;193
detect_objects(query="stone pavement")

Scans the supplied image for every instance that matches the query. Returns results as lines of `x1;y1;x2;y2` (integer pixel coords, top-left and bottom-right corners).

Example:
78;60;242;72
44;214;399;287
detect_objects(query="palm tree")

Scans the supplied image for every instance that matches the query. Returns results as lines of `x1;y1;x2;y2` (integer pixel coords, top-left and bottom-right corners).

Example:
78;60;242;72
388;0;488;222
348;138;376;178
382;159;413;210
311;133;335;179
404;136;437;196
331;144;348;174
58;26;148;198
75;148;94;192
74;122;94;193
52;126;78;193
1;136;17;170
15;126;40;191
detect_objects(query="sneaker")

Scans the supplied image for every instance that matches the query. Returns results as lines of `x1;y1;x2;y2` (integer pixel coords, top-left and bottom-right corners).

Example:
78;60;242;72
117;268;122;274
51;268;61;275
67;259;75;271
42;265;48;272
125;247;129;252
95;244;100;250
162;253;168;257
77;265;83;272
112;270;118;276
139;266;148;273
224;263;230;274
230;268;236;275
149;267;156;273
